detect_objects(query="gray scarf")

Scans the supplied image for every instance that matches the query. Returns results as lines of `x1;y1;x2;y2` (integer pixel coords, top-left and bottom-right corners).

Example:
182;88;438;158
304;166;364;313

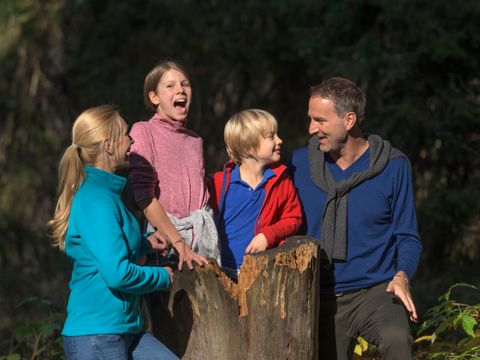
308;134;405;261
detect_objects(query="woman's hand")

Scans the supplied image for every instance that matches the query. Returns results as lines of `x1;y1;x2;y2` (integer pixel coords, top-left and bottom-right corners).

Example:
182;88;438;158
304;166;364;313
245;233;268;254
173;239;208;270
386;271;418;322
163;266;174;284
147;229;170;256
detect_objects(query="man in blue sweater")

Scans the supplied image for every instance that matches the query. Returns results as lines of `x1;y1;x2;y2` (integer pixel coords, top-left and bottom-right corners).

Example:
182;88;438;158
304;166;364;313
288;77;422;360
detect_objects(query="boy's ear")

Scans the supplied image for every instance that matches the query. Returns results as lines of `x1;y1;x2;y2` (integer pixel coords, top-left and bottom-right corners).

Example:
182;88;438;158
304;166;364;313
245;146;256;159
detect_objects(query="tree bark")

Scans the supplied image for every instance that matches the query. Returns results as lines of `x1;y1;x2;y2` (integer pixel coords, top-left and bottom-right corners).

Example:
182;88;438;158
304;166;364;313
149;236;320;359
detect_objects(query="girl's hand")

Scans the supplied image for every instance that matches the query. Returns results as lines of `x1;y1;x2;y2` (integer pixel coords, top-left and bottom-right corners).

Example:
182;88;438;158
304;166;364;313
245;233;268;254
173;239;208;270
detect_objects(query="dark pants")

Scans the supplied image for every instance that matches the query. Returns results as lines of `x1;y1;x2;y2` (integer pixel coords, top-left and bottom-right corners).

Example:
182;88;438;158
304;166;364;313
318;282;413;360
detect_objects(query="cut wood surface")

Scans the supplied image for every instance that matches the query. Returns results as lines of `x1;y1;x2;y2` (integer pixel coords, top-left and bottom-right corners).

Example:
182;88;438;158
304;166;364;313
149;236;321;360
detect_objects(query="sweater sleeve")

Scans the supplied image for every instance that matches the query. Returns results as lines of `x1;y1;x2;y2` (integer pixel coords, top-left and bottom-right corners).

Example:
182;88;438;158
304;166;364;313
391;158;422;280
76;194;170;294
128;122;158;207
260;175;303;248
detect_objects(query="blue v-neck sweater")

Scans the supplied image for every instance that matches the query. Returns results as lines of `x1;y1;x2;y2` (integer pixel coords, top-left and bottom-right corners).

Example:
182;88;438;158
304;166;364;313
288;147;422;293
62;166;171;336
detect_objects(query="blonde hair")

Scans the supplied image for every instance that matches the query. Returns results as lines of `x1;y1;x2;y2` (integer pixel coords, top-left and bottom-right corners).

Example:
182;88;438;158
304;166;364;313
224;109;278;164
48;105;123;250
143;60;190;111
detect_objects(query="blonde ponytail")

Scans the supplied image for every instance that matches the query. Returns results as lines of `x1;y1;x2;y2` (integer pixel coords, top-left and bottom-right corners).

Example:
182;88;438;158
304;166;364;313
48;105;122;250
48;145;85;250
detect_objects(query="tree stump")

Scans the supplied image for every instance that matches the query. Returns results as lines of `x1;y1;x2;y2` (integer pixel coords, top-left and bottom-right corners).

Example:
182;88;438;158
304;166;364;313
149;236;320;359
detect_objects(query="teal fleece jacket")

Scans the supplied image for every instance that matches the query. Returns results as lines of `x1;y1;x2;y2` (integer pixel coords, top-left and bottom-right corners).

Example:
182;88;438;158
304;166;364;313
62;166;171;336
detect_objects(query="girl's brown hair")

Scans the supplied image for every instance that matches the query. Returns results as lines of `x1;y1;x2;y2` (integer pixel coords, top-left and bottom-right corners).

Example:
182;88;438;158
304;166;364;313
143;61;190;111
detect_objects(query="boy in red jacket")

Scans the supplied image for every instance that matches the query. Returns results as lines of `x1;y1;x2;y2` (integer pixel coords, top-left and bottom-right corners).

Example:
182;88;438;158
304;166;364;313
210;109;302;279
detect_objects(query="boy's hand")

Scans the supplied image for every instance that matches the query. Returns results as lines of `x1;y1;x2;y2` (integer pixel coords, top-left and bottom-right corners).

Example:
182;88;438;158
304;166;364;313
245;233;268;254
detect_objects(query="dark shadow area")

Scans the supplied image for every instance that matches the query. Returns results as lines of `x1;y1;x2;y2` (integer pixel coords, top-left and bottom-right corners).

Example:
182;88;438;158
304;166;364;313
149;289;193;358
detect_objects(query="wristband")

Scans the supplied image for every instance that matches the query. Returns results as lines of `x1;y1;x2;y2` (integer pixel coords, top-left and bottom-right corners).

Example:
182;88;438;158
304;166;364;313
394;273;409;283
173;238;185;245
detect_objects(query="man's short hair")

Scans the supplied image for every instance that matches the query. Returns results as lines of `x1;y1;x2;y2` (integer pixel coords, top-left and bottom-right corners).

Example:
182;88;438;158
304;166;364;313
224;109;278;164
310;77;366;125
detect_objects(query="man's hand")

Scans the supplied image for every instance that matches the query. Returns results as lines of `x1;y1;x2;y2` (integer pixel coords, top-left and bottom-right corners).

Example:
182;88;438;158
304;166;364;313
245;233;268;254
386;271;418;322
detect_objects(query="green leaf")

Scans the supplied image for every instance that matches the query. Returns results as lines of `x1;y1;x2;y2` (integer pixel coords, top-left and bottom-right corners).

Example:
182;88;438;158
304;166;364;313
0;355;21;360
415;335;433;343
16;296;53;309
353;336;369;355
458;336;480;351
40;321;61;337
427;352;450;359
461;315;477;337
445;283;478;303
39;298;53;306
36;345;46;355
434;320;451;337
453;316;462;328
16;296;40;308
13;323;34;343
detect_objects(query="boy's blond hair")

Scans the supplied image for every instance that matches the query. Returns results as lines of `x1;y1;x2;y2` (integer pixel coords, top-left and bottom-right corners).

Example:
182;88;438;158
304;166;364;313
224;109;278;164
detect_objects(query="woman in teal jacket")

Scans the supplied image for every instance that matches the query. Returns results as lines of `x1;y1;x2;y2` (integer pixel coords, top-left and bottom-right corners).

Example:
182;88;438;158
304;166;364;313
48;105;178;359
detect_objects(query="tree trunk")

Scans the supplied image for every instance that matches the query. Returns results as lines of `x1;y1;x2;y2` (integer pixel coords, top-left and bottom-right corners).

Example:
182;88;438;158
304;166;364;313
149;236;320;359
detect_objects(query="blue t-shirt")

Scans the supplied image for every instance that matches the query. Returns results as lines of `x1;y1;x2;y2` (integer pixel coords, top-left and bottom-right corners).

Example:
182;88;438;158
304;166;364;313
288;146;422;293
219;164;274;269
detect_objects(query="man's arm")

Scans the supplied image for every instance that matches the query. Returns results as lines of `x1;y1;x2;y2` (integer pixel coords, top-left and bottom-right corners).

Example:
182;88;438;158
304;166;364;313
386;158;423;321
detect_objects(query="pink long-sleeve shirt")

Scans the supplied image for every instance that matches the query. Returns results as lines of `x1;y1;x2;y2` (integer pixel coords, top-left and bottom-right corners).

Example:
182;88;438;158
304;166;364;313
128;114;209;218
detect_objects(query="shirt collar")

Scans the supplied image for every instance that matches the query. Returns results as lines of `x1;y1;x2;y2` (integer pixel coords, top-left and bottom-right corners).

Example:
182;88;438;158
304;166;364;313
84;165;126;194
231;164;275;189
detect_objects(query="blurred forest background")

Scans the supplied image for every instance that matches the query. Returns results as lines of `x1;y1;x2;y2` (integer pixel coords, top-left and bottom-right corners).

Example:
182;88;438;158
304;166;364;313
0;0;479;348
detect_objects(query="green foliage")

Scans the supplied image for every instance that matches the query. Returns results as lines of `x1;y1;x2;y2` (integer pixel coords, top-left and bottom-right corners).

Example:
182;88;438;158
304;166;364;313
416;283;480;359
0;297;65;360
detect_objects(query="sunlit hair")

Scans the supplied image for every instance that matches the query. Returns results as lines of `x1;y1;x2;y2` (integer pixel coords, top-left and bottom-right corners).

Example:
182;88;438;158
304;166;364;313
310;77;366;125
224;109;278;164
48;105;123;251
143;60;190;111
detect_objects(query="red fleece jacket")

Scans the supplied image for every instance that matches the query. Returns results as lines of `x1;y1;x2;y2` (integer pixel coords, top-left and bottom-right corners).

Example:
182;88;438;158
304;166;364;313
209;161;302;248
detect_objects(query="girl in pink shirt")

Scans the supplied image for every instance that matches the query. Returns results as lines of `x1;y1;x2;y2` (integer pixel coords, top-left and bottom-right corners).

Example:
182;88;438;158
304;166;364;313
128;61;219;268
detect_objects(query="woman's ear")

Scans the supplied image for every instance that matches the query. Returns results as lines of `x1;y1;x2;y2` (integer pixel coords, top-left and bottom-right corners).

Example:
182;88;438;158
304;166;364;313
103;139;114;155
